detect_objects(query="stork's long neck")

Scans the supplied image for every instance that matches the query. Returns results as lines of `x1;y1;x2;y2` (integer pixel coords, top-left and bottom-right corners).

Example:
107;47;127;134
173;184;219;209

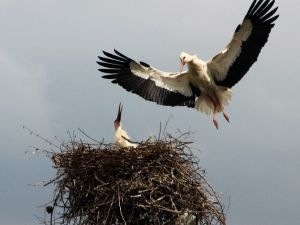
187;57;212;85
187;56;205;73
115;125;123;133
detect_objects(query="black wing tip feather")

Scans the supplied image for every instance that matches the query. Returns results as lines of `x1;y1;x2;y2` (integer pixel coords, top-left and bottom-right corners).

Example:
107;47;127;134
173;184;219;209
97;50;132;77
246;0;279;25
247;0;258;14
98;49;152;69
101;50;131;63
101;74;115;79
113;49;131;60
140;61;150;67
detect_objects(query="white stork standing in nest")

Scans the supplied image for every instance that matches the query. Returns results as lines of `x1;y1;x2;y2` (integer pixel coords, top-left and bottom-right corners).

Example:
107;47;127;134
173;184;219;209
114;103;138;148
98;0;279;129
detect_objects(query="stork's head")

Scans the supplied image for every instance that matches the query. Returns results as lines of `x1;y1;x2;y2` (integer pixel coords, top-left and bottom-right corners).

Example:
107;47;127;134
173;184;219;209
179;52;196;73
114;103;123;130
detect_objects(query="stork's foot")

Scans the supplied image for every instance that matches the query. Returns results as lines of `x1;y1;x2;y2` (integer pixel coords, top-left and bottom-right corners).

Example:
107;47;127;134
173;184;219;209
212;106;219;129
223;112;230;123
213;119;219;130
213;113;219;130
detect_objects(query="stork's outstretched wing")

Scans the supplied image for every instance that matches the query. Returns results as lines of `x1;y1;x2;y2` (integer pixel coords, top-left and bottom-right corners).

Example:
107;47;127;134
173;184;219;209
97;49;197;107
207;0;279;88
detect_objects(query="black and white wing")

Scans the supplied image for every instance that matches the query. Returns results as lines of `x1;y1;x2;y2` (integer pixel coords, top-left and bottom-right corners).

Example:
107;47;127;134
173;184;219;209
97;49;197;107
207;0;279;88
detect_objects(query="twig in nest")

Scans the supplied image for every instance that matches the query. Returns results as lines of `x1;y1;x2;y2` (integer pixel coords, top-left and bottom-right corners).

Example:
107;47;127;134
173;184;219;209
77;128;104;145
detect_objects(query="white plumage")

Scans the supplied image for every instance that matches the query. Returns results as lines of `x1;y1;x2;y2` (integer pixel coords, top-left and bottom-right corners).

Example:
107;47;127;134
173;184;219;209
114;103;138;148
98;0;279;129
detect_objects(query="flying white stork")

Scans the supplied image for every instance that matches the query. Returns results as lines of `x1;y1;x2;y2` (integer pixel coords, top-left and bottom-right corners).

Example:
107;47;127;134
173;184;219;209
98;0;279;129
114;103;138;148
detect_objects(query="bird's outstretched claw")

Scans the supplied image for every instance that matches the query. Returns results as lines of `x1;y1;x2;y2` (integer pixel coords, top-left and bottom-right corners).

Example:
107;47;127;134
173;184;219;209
223;112;230;123
213;119;219;130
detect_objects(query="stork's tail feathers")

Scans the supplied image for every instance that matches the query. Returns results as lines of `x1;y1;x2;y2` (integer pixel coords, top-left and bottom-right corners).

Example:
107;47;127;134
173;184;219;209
195;95;214;115
218;87;232;107
195;87;232;114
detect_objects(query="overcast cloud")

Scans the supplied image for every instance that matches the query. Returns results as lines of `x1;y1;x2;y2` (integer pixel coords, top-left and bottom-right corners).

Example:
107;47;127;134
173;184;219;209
0;0;299;225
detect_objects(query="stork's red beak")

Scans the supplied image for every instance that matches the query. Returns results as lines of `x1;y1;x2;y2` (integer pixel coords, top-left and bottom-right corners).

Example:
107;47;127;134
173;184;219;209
179;58;185;74
115;103;123;126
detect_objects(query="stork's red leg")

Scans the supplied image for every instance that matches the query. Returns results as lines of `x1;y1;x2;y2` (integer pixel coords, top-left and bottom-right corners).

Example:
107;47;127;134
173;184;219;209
213;107;219;130
223;111;230;123
213;115;219;129
211;91;230;124
207;94;219;129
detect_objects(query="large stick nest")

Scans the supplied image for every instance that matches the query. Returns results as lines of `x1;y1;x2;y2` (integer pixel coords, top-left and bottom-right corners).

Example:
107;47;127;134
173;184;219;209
45;134;226;225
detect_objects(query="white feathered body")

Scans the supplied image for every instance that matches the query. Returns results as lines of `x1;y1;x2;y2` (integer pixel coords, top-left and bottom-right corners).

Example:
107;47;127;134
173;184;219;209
187;57;232;115
115;126;137;148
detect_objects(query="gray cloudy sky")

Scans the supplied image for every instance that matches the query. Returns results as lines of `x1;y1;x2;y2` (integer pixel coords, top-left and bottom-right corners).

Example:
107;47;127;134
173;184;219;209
0;0;299;224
